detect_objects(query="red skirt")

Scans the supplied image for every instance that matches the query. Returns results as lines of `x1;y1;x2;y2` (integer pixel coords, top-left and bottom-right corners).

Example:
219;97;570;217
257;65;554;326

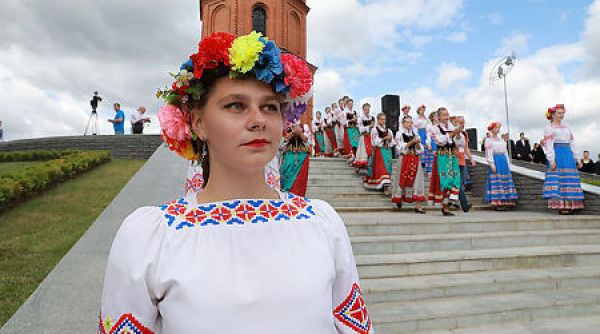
289;157;310;197
365;134;373;157
363;148;391;190
399;154;419;188
325;128;337;152
428;155;459;204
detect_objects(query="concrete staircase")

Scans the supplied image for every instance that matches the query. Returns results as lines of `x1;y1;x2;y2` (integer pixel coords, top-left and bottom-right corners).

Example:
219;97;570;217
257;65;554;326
307;157;600;333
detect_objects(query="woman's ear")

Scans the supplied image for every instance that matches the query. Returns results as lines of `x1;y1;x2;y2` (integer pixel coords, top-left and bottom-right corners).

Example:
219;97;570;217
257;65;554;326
190;108;206;140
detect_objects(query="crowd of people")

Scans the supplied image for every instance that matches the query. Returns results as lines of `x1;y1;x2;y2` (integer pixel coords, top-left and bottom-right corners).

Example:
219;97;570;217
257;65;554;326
183;98;589;216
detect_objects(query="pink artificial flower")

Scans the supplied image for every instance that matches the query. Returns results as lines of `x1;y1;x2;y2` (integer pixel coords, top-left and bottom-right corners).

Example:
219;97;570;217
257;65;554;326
280;54;312;99
157;104;192;141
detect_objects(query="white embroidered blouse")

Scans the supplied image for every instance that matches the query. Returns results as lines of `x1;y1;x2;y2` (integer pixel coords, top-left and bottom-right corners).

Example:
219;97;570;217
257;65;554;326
543;124;580;162
394;127;423;156
484;136;510;164
98;191;373;334
371;126;394;148
358;114;375;134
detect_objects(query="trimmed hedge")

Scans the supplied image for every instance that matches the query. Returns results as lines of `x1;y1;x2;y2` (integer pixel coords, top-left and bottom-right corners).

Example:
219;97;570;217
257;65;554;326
0;150;111;209
0;150;80;162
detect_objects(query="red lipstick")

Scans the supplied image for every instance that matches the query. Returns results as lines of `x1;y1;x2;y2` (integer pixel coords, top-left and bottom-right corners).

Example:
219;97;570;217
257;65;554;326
243;138;270;148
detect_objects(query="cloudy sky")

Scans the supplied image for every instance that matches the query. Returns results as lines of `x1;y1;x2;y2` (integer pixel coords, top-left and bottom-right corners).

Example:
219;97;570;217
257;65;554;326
1;0;599;154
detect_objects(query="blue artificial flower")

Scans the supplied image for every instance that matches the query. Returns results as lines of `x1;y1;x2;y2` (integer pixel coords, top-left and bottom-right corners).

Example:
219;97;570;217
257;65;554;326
180;59;194;71
274;77;290;94
253;38;283;84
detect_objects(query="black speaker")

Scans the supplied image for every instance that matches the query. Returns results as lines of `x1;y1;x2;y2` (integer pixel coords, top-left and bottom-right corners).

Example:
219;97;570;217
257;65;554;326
381;95;400;133
466;128;477;151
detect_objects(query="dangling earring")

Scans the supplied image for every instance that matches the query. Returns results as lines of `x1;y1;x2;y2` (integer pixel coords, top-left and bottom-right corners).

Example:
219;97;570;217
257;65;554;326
201;139;208;160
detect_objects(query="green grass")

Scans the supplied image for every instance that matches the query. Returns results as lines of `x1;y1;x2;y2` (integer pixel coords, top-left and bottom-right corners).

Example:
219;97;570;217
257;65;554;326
0;161;46;174
0;159;145;326
582;178;600;187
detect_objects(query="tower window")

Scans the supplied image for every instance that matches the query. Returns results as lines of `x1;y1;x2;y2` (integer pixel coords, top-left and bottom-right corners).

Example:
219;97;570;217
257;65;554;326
252;7;267;36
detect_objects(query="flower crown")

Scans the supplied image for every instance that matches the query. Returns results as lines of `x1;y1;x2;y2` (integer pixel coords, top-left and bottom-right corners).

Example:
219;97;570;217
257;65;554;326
156;31;313;160
487;121;501;131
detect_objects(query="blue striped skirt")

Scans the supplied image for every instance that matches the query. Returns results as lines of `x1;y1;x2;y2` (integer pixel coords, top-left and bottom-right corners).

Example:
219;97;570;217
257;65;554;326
543;143;584;209
485;153;518;206
418;128;435;174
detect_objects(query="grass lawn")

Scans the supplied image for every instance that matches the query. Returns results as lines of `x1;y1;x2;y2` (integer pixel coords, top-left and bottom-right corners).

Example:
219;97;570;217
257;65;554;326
0;159;145;326
0;161;47;174
582;178;600;187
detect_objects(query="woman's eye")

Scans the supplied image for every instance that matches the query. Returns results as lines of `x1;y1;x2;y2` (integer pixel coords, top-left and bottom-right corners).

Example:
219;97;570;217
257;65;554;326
262;104;280;113
224;102;244;111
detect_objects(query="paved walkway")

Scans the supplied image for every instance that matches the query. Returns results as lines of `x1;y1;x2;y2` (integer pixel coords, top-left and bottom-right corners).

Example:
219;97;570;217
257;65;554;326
0;145;188;334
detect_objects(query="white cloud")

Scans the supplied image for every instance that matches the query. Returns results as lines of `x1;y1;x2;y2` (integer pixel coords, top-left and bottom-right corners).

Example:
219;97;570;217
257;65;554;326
481;12;502;26
437;62;472;89
446;31;468;43
583;0;600;78
495;32;529;57
313;70;348;112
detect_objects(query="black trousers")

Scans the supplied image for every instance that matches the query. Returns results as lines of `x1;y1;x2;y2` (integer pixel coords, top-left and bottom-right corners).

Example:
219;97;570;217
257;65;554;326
132;122;144;134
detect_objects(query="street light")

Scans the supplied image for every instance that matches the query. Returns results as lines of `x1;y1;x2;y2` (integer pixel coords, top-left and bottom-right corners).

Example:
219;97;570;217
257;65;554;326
489;52;517;160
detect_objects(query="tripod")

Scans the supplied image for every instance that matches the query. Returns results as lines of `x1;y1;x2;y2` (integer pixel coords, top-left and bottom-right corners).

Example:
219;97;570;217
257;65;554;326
84;110;99;135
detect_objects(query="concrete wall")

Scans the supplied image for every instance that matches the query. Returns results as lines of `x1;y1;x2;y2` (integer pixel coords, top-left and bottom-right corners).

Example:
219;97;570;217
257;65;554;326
0;135;163;159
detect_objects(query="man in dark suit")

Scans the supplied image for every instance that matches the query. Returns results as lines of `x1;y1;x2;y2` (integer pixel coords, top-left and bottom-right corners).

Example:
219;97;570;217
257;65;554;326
515;132;532;161
502;133;517;159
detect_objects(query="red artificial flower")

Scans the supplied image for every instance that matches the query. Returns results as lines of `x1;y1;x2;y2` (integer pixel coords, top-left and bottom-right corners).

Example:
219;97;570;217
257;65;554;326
190;32;236;79
280;54;312;99
171;82;189;95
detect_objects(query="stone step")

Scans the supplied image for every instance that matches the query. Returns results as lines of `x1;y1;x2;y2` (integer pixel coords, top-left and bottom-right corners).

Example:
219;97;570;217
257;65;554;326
308;178;365;187
308;169;359;175
341;214;600;236
307;174;362;180
356;245;600;279
420;315;600;334
369;288;600;333
306;185;370;194
351;229;600;255
362;266;600;304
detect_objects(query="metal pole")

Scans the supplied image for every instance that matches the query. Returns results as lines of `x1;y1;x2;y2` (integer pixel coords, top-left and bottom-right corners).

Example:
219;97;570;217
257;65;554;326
503;73;512;162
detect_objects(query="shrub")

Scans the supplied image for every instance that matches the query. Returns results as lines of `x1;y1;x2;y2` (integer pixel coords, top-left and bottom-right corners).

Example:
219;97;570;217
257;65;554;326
0;150;111;209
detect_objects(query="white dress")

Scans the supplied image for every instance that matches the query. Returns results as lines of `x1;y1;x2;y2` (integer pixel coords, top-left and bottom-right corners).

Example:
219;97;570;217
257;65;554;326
99;191;373;334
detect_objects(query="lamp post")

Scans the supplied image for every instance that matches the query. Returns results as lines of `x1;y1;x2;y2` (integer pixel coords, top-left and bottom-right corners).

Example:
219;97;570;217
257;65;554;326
489;53;516;161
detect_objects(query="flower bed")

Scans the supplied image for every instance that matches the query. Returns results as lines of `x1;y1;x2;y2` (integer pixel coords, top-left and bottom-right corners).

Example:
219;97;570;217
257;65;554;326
0;150;111;209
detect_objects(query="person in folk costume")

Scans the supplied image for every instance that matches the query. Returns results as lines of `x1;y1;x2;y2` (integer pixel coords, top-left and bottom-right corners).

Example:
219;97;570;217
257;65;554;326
342;99;360;161
363;113;394;193
391;115;427;214
398;105;411;126
312;111;326;157
280;120;311;197
452;116;476;212
542;104;585;214
353;102;375;170
424;111;439;176
428;107;461;216
323;106;338;157
101;32;373;334
334;100;346;156
413;105;432;171
484;121;519;210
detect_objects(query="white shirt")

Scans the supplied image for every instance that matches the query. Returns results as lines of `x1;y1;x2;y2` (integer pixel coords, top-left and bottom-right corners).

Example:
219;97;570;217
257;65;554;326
543;124;579;162
313;118;324;133
484;136;510;164
394;127;423;156
130;110;145;124
371;126;393;148
431;122;457;147
99;191;372;334
358;114;375;134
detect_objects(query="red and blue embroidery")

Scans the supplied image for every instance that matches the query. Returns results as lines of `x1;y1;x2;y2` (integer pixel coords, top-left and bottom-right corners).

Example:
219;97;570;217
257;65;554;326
98;311;154;334
158;192;315;230
334;283;372;334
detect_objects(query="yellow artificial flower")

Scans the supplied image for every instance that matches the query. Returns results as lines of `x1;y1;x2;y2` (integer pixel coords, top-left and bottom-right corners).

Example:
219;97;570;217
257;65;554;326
179;140;197;161
229;31;265;74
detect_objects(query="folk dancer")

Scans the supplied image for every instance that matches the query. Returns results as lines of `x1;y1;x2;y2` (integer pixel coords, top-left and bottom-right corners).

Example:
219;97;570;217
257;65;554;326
485;122;519;210
353;103;375;170
363;113;394;193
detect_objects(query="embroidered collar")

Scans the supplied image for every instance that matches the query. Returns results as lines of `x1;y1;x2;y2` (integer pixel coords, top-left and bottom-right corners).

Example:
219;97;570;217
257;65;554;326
158;192;315;230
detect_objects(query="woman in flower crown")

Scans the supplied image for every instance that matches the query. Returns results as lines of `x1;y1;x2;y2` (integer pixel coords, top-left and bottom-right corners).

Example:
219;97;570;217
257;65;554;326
484;122;519;210
312;111;325;157
424;110;439;176
428;107;461;216
353;102;375;171
391;115;426;213
542;104;585;214
323;106;338;157
413;105;431;173
98;31;373;334
363;113;394;192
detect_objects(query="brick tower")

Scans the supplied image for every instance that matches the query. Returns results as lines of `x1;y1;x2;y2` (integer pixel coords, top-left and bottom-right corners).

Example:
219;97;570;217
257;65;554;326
199;0;315;124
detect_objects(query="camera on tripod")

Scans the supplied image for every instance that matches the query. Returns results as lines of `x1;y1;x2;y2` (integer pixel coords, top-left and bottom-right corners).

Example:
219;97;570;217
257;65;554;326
90;91;102;113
